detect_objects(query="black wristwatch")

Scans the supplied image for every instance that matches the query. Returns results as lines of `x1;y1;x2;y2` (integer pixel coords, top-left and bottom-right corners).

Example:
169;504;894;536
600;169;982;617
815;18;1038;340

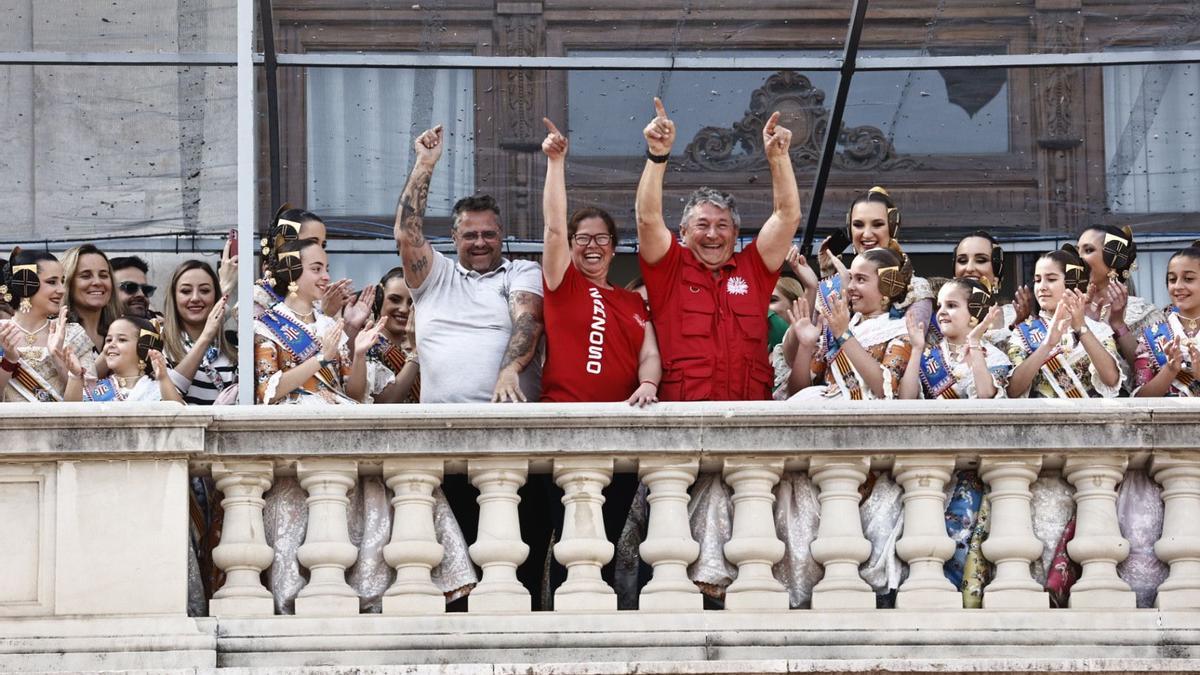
646;150;669;164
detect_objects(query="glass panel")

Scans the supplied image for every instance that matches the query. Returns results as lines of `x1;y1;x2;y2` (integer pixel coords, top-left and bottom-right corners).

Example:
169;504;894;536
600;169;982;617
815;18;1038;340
859;0;1200;56
1103;62;1200;214
267;1;850;57
306;67;474;218
0;65;236;243
2;0;235;54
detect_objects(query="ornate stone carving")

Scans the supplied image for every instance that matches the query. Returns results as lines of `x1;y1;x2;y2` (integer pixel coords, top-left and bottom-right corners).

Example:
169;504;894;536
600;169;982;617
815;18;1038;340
682;71;919;172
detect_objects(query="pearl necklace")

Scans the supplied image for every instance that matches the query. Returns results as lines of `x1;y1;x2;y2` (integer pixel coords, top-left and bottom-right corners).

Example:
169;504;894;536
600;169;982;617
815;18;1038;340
15;319;50;347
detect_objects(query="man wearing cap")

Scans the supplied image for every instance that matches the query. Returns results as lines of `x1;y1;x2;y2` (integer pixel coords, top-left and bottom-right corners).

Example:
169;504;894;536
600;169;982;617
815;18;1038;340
635;98;801;401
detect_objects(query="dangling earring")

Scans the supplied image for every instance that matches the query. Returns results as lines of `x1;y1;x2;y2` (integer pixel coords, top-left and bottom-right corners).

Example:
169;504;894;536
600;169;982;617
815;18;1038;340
138;359;146;374
18;297;32;314
969;317;979;328
287;281;298;298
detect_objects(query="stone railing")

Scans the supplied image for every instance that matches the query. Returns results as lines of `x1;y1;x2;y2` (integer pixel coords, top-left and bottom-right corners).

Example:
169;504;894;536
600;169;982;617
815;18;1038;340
3;400;1200;673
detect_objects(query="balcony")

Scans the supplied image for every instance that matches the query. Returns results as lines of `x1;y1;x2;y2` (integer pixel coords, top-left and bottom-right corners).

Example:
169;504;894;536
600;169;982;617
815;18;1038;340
3;400;1200;673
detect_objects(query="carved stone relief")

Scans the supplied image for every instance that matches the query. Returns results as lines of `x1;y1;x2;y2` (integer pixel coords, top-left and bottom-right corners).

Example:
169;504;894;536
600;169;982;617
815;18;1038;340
682;71;920;172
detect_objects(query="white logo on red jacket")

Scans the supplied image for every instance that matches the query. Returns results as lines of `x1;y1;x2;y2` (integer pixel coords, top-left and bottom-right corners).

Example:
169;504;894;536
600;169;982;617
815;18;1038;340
726;276;749;296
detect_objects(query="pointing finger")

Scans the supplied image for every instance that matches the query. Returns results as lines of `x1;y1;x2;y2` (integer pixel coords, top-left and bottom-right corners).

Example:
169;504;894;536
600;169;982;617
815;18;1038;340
764;111;781;134
653;97;667;119
542;117;563;137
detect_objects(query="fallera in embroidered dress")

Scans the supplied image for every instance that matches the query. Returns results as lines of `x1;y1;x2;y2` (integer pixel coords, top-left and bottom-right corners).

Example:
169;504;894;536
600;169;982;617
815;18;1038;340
1;322;96;402
1006;312;1124;398
919;338;1012;399
253;302;356;405
1133;310;1200;396
790;311;912;400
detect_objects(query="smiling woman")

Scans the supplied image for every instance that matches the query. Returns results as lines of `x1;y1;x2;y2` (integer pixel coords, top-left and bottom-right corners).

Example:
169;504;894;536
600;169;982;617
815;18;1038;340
60;244;121;352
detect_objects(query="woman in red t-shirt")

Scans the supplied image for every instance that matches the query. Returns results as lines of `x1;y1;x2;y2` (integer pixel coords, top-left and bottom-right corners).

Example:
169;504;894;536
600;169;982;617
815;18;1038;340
539;118;661;405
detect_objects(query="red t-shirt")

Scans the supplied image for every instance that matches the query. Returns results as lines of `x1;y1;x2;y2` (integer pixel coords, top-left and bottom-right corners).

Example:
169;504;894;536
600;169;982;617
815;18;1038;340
541;264;649;402
640;239;779;401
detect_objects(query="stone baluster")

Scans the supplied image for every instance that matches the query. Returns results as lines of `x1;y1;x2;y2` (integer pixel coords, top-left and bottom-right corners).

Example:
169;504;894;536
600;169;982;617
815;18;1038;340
468;459;530;612
294;459;360;615
553;458;616;611
722;458;788;610
1151;453;1200;609
809;456;874;609
209;462;276;616
979;455;1048;609
1063;455;1135;608
382;459;445;615
893;456;960;608
638;458;702;611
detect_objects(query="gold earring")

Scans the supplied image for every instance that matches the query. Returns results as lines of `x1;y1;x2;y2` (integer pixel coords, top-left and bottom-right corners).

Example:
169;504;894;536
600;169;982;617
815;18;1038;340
969;317;979;327
138;359;146;373
18;298;32;314
287;281;298;298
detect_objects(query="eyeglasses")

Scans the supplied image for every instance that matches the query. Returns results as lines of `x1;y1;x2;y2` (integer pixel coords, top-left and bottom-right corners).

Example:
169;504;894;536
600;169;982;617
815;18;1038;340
458;230;502;243
572;233;613;247
118;281;156;298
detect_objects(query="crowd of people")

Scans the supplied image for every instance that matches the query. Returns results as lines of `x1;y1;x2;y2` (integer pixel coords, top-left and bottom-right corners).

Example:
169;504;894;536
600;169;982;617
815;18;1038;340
3;97;1197;407
4;98;1196;616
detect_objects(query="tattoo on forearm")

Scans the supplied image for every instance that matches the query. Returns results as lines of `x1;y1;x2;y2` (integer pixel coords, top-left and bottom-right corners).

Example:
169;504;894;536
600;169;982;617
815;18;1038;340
499;293;544;371
396;165;433;253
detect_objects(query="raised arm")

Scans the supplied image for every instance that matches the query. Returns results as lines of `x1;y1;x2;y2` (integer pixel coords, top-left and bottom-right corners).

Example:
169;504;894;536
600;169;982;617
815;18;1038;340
634;98;676;266
491;290;545;403
393;125;443;290
541;118;571;291
755;111;801;272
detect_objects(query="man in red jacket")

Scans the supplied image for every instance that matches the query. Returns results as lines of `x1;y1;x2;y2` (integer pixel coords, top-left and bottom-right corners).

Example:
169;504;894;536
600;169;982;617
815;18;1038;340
635;98;801;401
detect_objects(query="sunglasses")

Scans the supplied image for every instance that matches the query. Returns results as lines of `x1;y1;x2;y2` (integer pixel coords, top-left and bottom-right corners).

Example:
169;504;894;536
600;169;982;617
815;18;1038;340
118;281;157;298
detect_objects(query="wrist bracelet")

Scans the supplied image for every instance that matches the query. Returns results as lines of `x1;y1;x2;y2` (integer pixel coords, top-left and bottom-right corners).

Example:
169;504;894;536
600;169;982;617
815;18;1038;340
645;150;669;164
1113;323;1130;338
318;356;335;368
1;357;18;373
833;329;853;349
640;379;659;388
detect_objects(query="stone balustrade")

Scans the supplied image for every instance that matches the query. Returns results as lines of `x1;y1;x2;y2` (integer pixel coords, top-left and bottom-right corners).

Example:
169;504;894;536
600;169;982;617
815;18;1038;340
2;399;1200;673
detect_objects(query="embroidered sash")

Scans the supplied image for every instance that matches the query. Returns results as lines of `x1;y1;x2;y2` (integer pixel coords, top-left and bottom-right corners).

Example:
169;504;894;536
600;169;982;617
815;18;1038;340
919;343;959;399
0;347;64;402
258;307;340;391
817;275;841;356
84;376;127;402
1143;315;1196;396
1016;316;1088;399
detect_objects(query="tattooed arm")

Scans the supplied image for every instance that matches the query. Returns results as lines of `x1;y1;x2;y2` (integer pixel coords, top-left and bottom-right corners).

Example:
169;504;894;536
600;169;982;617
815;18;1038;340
394;125;443;290
492;290;544;402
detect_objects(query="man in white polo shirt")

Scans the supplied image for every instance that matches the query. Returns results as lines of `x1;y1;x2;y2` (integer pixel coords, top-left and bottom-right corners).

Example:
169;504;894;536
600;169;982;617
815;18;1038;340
392;124;544;403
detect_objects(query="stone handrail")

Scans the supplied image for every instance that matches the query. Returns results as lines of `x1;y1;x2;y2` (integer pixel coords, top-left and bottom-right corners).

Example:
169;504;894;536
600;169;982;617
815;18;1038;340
3;399;1200;671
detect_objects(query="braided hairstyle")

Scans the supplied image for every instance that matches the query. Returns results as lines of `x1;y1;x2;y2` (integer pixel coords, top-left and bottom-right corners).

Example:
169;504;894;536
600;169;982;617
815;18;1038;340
268;238;322;298
1082;224;1138;281
943;276;995;327
1;248;58;311
860;246;912;306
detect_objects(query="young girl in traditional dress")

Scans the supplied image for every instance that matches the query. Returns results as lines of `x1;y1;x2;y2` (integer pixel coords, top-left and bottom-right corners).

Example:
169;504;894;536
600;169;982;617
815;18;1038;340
1133;242;1200;397
788;247;913;400
253;238;382;405
1076;224;1162;371
900;277;1010;399
0;249;96;402
1006;246;1123;398
69;316;182;403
